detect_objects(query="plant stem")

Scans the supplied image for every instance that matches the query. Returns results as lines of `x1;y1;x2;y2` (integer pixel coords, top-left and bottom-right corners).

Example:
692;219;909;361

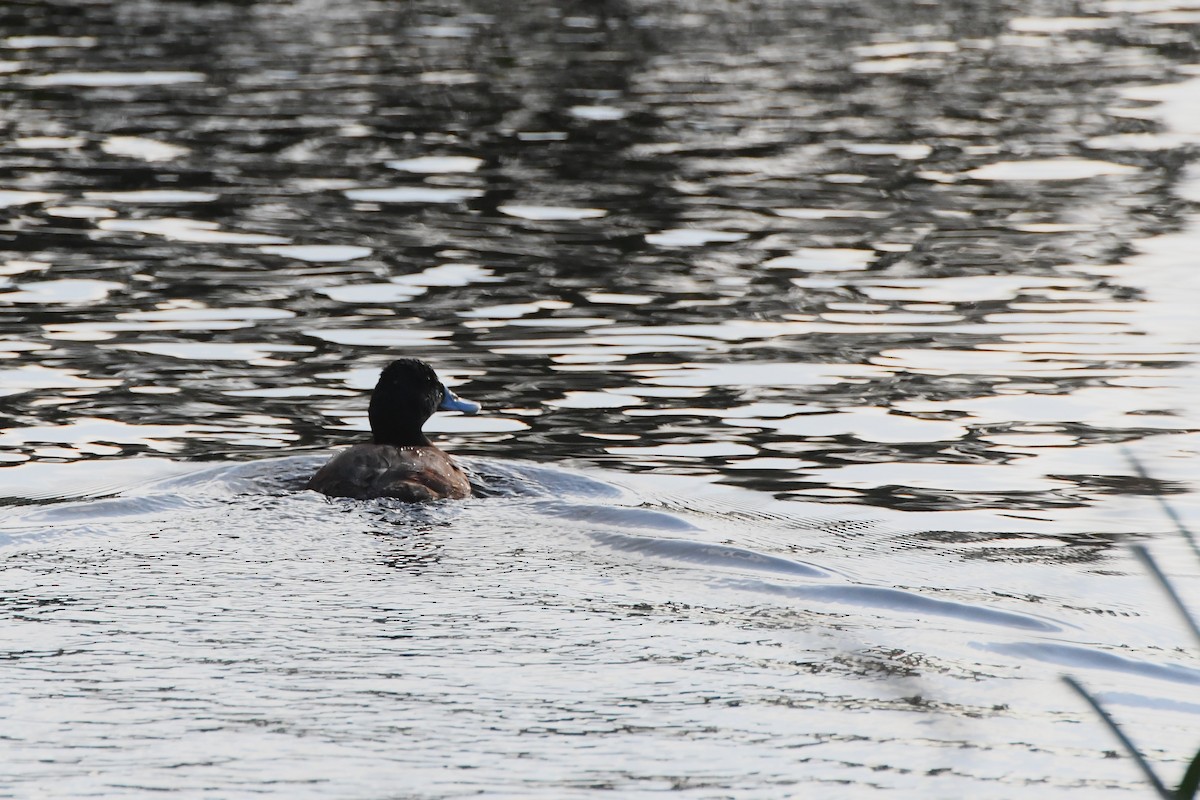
1124;449;1200;561
1062;675;1174;800
1130;545;1200;652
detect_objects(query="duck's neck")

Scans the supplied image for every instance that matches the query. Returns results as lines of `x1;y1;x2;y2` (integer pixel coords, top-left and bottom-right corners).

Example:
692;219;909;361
370;419;431;448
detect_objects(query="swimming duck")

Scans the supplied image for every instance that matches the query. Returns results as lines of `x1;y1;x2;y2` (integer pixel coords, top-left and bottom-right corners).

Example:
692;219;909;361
306;358;481;502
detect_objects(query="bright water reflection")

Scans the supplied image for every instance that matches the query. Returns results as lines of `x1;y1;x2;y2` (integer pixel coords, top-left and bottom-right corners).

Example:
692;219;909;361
2;0;1200;796
3;457;1198;798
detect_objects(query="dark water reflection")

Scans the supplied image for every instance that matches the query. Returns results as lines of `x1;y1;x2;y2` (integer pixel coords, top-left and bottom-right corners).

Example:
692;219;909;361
3;0;1199;515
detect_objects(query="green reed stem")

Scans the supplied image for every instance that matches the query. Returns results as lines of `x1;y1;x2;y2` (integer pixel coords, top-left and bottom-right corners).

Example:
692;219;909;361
1062;675;1175;799
1179;749;1200;800
1123;449;1200;562
1129;545;1200;652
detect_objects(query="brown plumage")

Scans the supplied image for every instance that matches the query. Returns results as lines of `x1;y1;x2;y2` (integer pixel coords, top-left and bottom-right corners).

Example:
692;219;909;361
306;359;481;502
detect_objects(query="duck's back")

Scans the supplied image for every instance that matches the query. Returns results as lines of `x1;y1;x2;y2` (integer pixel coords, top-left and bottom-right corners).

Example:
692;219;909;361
306;444;471;502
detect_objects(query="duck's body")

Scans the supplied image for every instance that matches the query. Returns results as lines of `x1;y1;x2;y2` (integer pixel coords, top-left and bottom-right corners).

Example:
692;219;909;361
306;358;481;502
306;443;470;502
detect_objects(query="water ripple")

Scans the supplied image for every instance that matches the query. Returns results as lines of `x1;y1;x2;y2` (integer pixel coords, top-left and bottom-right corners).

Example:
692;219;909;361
3;0;1200;794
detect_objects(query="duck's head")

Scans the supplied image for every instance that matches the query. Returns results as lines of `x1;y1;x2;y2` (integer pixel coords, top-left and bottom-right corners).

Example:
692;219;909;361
368;358;480;446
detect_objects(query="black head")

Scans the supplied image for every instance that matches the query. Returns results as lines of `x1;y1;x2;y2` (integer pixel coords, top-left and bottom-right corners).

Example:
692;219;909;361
368;359;447;446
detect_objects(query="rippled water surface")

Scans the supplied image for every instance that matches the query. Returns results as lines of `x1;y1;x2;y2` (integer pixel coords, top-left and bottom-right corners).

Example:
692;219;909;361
3;1;1200;797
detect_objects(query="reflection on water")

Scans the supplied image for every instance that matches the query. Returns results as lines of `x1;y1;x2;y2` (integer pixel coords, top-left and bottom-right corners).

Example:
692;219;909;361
3;0;1200;796
2;0;1196;515
1;457;1197;798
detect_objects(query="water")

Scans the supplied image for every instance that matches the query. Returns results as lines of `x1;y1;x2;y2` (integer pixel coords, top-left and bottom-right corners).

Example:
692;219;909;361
5;457;1196;798
3;0;1200;796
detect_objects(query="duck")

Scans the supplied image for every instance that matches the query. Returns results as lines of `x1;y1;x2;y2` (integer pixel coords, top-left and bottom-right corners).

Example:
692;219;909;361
306;358;481;502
